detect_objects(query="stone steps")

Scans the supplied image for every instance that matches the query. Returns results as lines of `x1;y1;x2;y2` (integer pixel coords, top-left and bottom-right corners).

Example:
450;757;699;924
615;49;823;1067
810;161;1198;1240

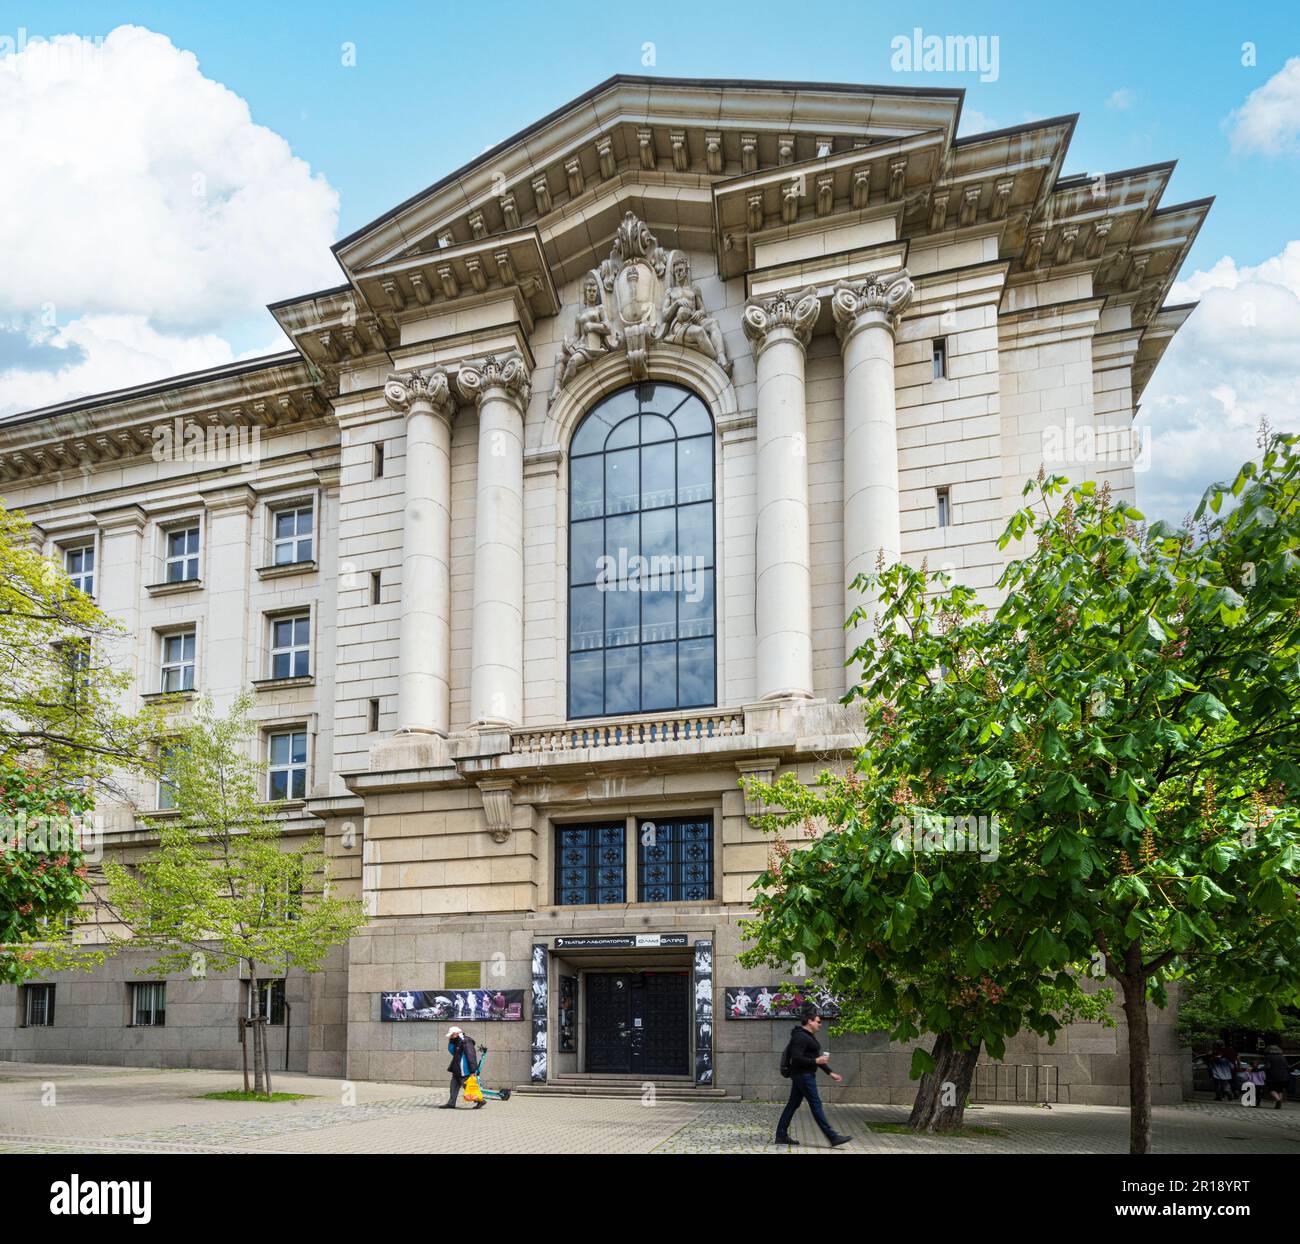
511;1077;732;1101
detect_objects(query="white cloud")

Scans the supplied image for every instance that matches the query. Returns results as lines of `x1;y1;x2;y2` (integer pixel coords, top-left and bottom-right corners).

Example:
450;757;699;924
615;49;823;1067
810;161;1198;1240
1226;57;1300;154
957;108;999;137
0;315;238;416
0;25;339;411
1106;88;1136;110
1137;241;1300;522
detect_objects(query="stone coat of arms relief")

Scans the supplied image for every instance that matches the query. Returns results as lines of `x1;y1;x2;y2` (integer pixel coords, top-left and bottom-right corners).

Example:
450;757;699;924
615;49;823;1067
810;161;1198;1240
550;211;731;400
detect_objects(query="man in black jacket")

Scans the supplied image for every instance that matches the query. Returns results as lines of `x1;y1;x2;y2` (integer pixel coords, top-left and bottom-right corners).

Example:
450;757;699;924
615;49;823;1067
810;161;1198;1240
441;1026;482;1109
774;1004;851;1147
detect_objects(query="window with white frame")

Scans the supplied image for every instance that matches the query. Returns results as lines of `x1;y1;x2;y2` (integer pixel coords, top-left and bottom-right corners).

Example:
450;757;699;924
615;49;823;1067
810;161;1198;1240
246;978;287;1024
156;742;187;810
932;338;948;380
130;982;166;1027
64;543;95;596
164;525;200;583
272;504;313;565
268;729;308;801
269;614;311;680
936;486;952;529
58;639;92;706
160;631;196;693
24;983;55;1026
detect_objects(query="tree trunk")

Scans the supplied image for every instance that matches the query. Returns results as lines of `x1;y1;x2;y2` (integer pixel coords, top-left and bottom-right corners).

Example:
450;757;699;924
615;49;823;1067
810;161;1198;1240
908;1032;982;1132
1119;944;1152;1155
250;968;267;1096
261;1015;273;1097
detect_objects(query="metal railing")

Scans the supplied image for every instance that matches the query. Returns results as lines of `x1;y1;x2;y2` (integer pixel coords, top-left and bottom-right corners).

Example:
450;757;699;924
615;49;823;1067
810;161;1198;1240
971;1062;1059;1104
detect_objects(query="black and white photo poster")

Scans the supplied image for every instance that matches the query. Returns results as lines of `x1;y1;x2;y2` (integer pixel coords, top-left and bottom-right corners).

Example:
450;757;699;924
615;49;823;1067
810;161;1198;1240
531;942;548;1082
693;940;713;1085
380;989;524;1022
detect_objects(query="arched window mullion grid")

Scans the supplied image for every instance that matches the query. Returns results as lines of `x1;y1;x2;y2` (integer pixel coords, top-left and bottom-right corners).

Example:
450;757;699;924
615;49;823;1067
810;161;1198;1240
567;382;716;720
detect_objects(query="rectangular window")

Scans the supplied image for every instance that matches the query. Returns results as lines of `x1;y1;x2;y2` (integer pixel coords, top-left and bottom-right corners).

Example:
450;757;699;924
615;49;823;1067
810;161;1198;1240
555;821;625;905
130;982;166;1027
932;338;947;380
370;571;382;605
637;815;714;902
64;544;95;596
268;729;308;801
24;984;55;1027
157;743;186;810
272;505;313;566
368;699;380;732
937;487;952;528
59;640;91;706
160;631;196;693
374;442;385;478
164;525;200;583
270;614;311;680
246;978;287;1025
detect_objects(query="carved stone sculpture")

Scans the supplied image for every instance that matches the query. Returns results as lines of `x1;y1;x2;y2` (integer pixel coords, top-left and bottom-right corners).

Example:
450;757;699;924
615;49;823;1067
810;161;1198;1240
553;272;618;394
658;250;729;372
550;211;731;400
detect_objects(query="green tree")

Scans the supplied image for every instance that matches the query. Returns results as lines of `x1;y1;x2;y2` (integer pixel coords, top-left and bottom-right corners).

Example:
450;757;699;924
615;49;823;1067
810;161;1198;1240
0;761;106;983
742;429;1300;1152
0;503;158;980
101;696;367;1095
0;504;152;780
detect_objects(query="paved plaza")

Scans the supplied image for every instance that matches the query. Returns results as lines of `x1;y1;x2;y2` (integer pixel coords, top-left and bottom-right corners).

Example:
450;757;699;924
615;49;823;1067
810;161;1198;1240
0;1062;1296;1154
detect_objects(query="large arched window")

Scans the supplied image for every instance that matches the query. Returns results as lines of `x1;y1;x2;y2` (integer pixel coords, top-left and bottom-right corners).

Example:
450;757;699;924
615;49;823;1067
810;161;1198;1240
568;382;716;718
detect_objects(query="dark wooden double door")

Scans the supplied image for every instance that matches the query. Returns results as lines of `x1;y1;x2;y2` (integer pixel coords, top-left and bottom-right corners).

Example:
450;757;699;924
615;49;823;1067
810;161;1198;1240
585;971;690;1076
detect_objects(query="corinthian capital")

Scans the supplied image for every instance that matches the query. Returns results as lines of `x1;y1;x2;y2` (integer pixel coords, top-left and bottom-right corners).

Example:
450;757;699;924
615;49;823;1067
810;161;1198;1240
456;350;532;410
741;288;821;353
830;269;915;340
383;367;455;420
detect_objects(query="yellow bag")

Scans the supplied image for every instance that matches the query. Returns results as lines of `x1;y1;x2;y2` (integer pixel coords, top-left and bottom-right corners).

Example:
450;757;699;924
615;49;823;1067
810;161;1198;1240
463;1074;484;1103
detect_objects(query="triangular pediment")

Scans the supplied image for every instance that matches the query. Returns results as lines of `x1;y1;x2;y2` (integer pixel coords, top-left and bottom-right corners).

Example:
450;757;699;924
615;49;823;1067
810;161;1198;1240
333;75;965;275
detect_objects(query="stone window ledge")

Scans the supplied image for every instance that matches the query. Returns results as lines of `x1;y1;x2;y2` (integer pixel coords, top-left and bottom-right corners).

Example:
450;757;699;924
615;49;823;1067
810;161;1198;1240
144;578;203;597
251;676;316;692
255;560;318;580
140;689;197;705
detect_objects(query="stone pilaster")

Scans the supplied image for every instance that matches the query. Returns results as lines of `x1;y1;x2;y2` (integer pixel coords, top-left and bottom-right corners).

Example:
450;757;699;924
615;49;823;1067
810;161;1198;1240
742;289;820;701
203;485;257;708
831;269;914;690
382;368;455;740
457;351;530;730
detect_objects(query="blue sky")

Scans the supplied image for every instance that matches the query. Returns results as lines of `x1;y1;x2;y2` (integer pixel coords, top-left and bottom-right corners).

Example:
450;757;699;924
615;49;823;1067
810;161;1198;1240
2;1;1299;520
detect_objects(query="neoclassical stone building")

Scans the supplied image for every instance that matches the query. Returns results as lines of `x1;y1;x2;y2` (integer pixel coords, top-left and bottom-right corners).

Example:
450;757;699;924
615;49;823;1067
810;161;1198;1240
0;76;1207;1104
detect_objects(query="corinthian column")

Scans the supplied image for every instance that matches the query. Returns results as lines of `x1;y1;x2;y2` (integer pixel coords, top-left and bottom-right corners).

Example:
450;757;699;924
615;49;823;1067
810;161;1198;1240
831;269;914;689
742;289;820;701
383;368;455;738
457;351;530;730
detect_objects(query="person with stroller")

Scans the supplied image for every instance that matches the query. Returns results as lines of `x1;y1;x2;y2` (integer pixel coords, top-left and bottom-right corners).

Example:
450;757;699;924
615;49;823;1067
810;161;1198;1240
441;1026;484;1110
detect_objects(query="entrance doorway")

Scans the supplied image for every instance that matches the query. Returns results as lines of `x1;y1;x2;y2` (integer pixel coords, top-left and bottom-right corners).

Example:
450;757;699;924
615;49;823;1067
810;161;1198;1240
585;971;690;1076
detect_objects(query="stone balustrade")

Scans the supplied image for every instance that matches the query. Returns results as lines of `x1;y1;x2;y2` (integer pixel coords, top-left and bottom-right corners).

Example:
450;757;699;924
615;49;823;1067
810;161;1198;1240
510;710;745;754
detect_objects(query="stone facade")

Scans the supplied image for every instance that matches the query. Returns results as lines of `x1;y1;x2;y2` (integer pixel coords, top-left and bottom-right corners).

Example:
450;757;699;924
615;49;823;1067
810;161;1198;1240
0;77;1206;1104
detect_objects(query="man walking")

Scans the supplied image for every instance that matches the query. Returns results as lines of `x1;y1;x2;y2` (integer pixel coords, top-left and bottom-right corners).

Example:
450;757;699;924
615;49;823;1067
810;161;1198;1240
774;1003;852;1147
441;1026;483;1109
